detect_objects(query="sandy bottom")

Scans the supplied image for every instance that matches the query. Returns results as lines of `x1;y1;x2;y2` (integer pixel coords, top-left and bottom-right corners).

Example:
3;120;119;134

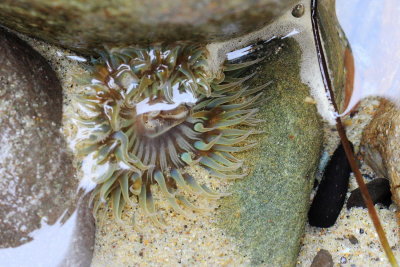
298;98;400;266
90;165;251;267
91;195;250;266
298;200;399;266
19;34;400;266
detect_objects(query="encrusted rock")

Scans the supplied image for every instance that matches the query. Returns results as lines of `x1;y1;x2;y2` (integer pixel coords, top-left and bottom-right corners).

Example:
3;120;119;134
361;99;400;206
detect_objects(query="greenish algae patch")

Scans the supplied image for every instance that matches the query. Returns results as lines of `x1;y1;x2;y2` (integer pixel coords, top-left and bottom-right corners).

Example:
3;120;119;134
218;38;323;266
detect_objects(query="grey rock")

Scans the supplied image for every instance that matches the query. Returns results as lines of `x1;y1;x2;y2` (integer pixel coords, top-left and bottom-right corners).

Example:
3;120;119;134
0;0;298;54
0;28;94;266
0;27;70;248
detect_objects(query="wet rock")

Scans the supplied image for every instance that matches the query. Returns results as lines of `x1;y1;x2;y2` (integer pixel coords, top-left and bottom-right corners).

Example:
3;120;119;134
310;249;333;267
0;0;297;54
347;178;392;209
361;100;400;206
308;144;352;228
0;28;94;265
0;27;70;248
218;37;323;266
317;0;353;113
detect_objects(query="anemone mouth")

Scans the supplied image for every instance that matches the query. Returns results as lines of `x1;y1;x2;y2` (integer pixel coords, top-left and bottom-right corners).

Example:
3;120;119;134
136;105;191;138
72;43;269;225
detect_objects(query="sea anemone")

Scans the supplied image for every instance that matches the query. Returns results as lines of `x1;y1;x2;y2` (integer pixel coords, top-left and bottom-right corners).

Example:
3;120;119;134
72;43;268;226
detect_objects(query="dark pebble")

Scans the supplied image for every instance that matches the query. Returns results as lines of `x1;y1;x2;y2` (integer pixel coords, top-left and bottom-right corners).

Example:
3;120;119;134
310;249;333;267
348;234;359;245
308;144;352;227
347;178;392;209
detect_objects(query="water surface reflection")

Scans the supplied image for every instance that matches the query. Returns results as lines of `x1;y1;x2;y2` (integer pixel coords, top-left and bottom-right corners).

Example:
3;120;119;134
0;194;95;267
336;0;400;113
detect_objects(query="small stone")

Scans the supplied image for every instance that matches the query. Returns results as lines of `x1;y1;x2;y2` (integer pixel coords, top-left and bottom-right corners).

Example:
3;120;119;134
348;234;359;245
292;3;305;18
340;256;347;264
308;144;352;228
346;178;392;209
310;249;333;267
304;96;317;104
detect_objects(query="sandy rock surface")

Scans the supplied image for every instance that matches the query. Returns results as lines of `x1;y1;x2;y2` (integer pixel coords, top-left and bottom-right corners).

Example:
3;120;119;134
362;99;400;208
